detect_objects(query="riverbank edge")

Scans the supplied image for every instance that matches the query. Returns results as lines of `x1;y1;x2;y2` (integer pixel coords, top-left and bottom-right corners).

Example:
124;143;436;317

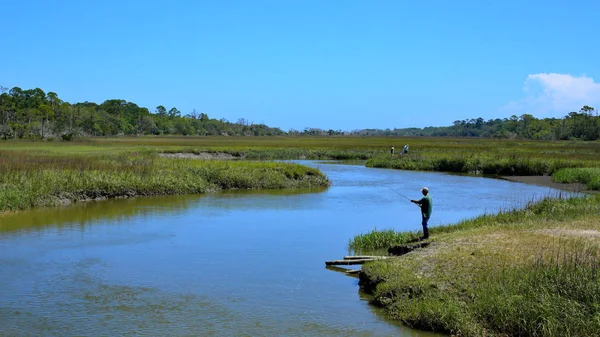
498;175;597;194
158;152;242;160
0;152;331;216
355;188;600;336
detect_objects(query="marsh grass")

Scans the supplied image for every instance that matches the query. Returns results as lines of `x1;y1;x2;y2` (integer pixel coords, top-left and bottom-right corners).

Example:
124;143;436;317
0;151;330;213
348;229;421;254
349;195;591;252
552;167;600;189
359;196;600;336
473;246;600;337
366;153;593;176
3;136;600;162
160;147;378;160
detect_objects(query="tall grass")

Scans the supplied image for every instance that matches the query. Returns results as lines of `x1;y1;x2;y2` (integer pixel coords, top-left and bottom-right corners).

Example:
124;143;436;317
160;147;378;160
349;196;599;251
366;153;593;176
472;247;600;336
0;151;330;213
4;136;600;162
552;167;600;189
348;229;421;254
359;195;600;336
371;244;600;337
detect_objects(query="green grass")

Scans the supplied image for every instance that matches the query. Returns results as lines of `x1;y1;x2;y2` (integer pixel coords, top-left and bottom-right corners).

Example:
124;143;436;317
552;167;600;189
471;249;600;337
159;147;379;160
357;195;600;336
349;196;589;252
366;153;594;176
348;229;421;254
3;136;600;162
0;151;330;213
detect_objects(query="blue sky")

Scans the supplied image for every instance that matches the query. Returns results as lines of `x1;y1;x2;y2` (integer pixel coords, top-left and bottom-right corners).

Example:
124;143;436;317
2;0;599;131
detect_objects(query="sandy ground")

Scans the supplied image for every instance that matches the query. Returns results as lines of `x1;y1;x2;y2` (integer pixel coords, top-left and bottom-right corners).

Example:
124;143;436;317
499;175;595;194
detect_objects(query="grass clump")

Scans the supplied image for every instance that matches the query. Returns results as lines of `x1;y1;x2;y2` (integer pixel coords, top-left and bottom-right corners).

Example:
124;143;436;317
552;167;600;189
472;248;600;336
357;195;600;336
348;229;421;254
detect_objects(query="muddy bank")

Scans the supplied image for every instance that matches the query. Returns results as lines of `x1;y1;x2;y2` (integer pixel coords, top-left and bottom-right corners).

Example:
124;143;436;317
499;175;595;194
159;152;242;160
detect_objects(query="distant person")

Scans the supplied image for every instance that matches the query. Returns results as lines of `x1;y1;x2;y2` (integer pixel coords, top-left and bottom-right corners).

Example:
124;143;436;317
411;187;432;239
403;144;409;154
390;145;395;156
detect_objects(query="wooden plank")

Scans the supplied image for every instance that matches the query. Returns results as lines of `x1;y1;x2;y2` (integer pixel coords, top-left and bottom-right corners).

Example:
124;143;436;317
325;265;361;278
343;255;388;260
325;259;375;266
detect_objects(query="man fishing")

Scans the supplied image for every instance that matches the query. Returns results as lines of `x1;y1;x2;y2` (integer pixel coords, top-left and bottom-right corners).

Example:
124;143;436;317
411;187;432;239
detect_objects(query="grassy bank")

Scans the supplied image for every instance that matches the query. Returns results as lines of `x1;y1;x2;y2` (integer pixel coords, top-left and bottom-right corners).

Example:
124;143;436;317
552;167;600;190
353;196;600;336
0;151;330;213
366;153;596;176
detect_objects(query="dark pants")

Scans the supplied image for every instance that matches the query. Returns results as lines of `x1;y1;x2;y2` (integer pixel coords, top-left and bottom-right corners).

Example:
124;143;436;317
422;216;430;239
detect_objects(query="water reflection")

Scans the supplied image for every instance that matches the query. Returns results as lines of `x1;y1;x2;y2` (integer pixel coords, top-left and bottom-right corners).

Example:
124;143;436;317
0;187;328;235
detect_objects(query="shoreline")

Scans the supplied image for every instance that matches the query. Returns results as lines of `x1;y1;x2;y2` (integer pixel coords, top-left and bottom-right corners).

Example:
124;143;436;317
499;175;595;194
355;180;600;336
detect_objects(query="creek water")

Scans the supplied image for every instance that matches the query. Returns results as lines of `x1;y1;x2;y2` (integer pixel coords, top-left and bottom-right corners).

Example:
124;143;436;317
0;161;574;336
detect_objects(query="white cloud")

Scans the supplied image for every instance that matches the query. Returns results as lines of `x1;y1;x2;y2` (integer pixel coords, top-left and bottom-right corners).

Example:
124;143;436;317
501;73;600;117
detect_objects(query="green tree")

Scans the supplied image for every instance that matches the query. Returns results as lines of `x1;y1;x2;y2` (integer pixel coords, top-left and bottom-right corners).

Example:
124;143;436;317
38;104;54;138
168;107;180;118
155;105;167;116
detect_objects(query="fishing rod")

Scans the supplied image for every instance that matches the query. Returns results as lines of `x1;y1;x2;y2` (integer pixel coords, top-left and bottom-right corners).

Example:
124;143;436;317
386;186;412;202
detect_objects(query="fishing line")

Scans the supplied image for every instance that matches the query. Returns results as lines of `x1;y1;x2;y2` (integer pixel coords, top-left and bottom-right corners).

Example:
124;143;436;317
386;186;411;201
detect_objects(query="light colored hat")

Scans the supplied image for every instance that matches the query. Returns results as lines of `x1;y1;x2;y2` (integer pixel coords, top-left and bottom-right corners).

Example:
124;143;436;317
421;187;429;193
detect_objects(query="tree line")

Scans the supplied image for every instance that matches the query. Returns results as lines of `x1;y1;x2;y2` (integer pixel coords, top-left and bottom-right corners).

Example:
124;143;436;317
349;106;599;140
0;86;286;139
0;85;598;140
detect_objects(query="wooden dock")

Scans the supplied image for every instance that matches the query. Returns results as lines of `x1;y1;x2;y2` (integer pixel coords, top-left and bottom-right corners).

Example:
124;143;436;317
326;241;431;277
325;255;389;266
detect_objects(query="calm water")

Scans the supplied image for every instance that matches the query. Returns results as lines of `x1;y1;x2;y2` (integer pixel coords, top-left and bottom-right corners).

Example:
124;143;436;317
0;161;574;336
